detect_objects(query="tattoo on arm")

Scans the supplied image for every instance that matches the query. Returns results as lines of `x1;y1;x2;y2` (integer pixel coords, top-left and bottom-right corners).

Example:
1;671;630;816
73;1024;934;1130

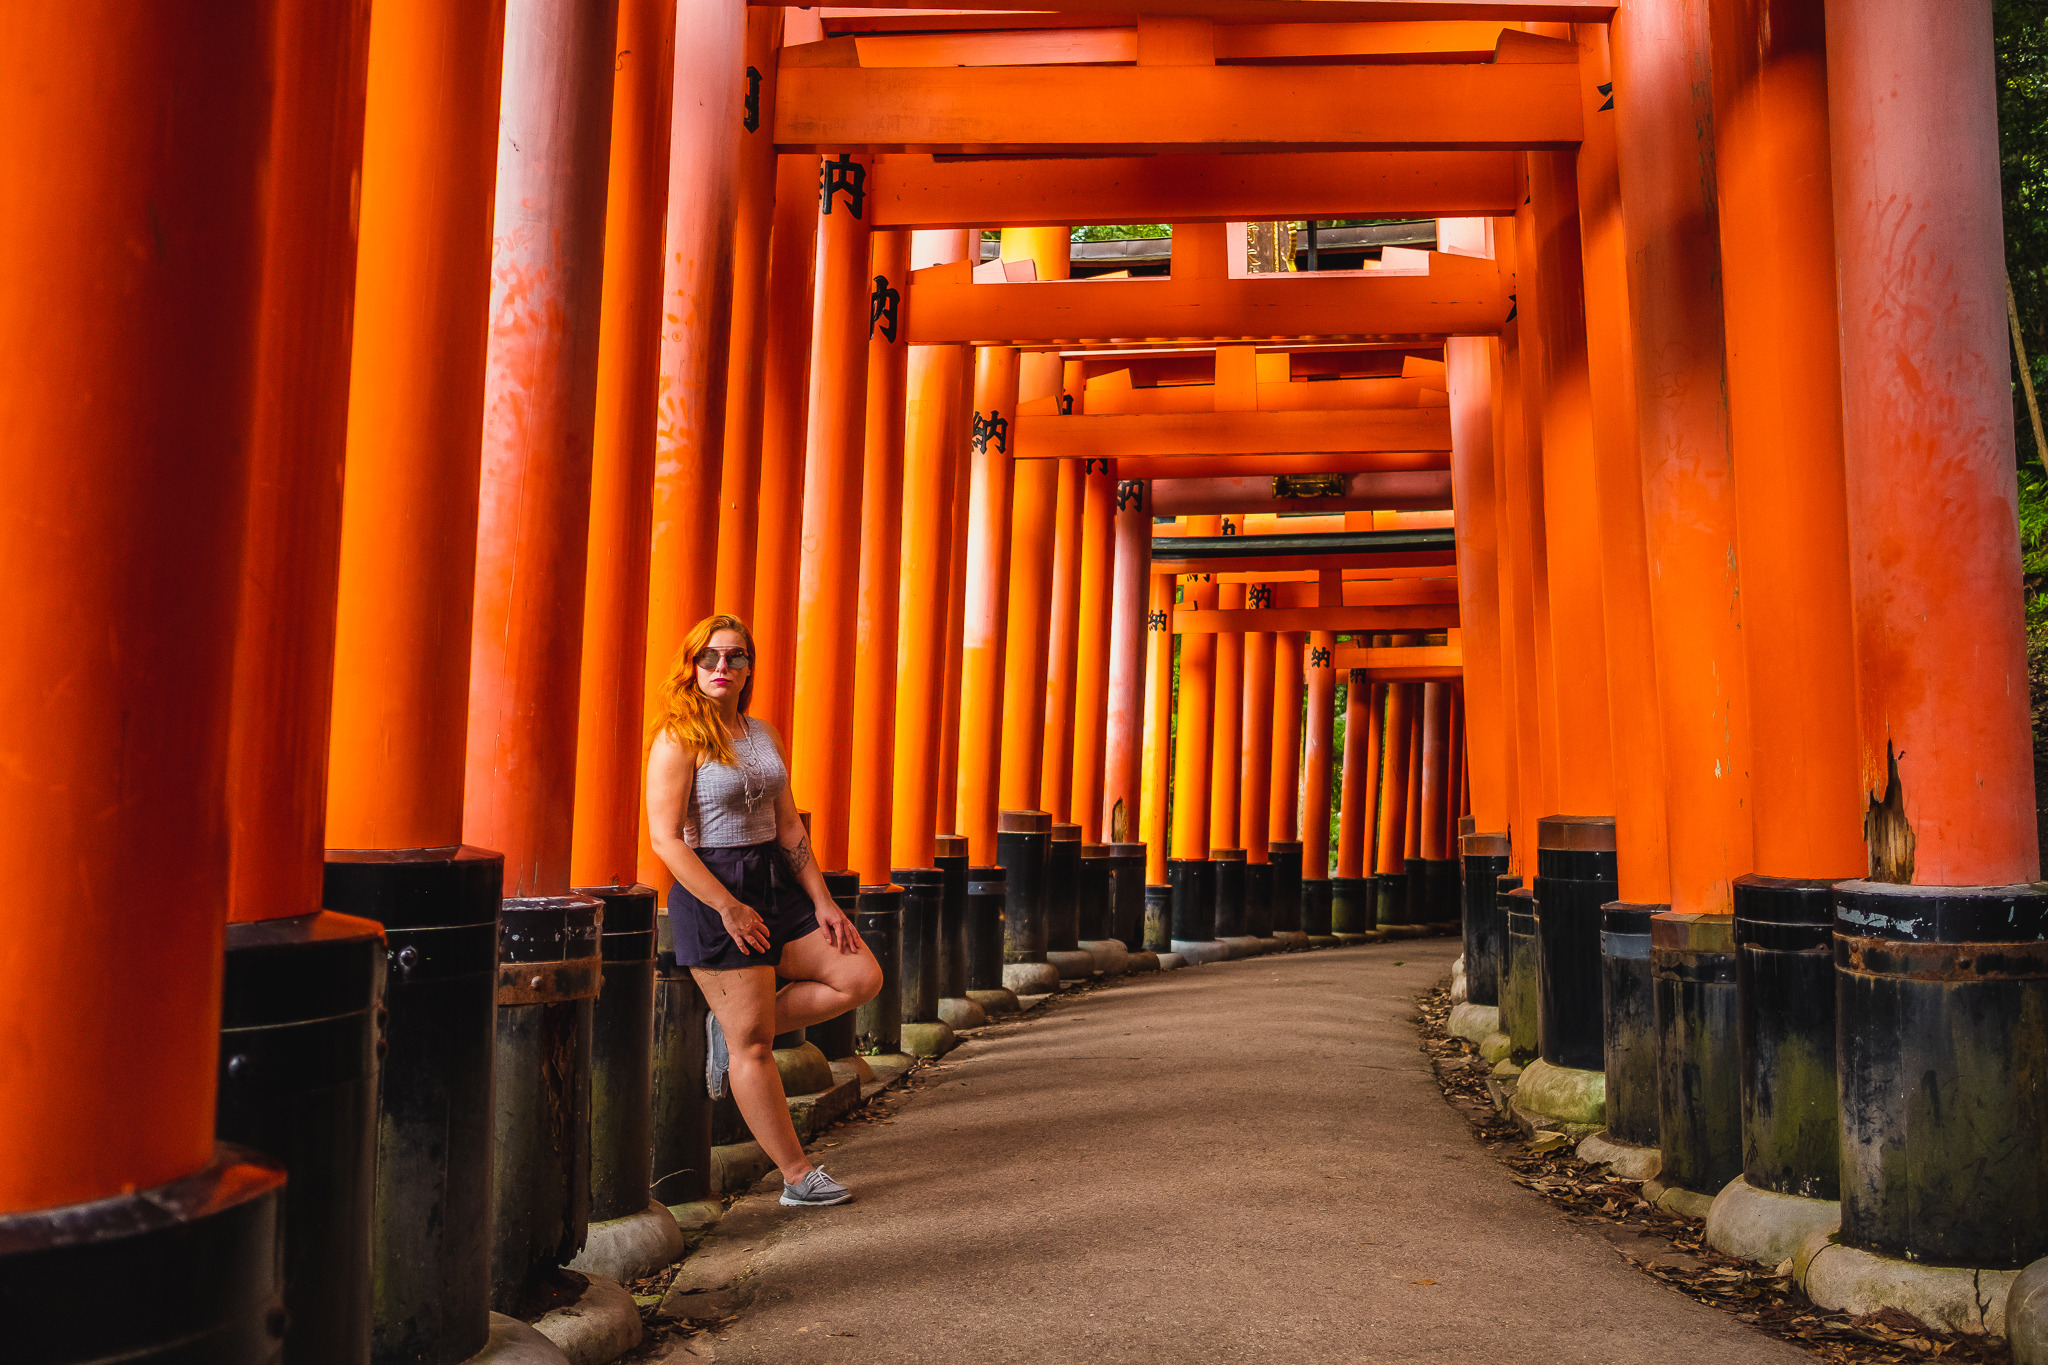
786;833;814;876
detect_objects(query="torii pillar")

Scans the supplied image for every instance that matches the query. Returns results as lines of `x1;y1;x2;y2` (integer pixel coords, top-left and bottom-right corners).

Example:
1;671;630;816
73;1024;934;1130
467;0;616;1309
0;10;286;1357
322;1;510;1356
1300;631;1339;943
1826;0;2048;1276
1613;0;1756;1203
1268;629;1308;939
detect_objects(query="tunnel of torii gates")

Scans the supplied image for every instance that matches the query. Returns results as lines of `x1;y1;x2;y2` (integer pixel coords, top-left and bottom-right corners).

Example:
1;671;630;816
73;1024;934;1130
3;0;2044;1361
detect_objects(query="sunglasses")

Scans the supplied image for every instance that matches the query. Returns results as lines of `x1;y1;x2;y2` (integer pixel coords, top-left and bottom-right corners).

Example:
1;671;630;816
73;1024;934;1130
694;647;752;671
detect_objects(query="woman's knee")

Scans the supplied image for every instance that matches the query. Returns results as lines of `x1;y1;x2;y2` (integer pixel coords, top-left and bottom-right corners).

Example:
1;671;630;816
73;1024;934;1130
844;955;883;1007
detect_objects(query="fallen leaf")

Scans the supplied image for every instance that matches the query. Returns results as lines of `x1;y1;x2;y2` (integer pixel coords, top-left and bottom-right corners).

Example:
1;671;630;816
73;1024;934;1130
1413;1279;1436;1286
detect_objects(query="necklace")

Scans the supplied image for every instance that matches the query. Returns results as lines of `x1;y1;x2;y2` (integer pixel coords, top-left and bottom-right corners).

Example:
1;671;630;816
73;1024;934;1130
731;718;765;811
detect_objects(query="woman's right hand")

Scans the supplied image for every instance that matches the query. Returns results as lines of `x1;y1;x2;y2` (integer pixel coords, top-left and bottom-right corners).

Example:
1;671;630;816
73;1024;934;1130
716;898;772;955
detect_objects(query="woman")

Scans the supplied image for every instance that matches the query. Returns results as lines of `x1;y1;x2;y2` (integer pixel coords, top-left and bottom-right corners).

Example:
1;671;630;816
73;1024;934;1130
646;613;882;1208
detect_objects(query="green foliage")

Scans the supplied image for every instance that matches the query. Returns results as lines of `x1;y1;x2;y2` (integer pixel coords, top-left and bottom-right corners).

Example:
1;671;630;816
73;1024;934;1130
1070;224;1172;242
2001;3;2048;633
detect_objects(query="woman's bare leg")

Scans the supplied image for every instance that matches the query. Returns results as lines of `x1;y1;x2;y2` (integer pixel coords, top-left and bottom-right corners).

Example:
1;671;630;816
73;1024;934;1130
773;929;884;1033
691;964;815;1182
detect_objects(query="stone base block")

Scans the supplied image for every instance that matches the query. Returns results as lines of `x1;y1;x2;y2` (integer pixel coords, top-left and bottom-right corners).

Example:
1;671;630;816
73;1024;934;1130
787;1071;861;1140
711;1141;777;1195
1002;961;1061;994
1446;1002;1499;1044
468;1313;571;1365
1796;1230;2018;1336
830;1055;875;1085
1046;949;1097;980
899;1020;957;1058
1308;935;1339;949
1272;931;1311;950
1382;924;1430;940
532;1273;642;1365
1331;932;1377;947
773;1041;835;1096
1576;1132;1662;1182
664;1199;723;1233
2009;1258;2048;1361
1642;1179;1717;1220
1479;1033;1513;1063
966;987;1020;1015
1124;951;1161;972
1156;952;1187;970
1219;935;1264;958
1171;939;1230;965
1077;939;1130;975
1705;1176;1841;1268
863;1053;916;1084
938;996;988;1030
1515;1058;1606;1127
568;1201;684;1283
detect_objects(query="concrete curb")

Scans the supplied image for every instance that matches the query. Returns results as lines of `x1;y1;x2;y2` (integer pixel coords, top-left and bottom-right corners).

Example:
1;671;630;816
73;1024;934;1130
1704;1176;1840;1268
1077;939;1130;975
900;1020;957;1057
1002;961;1061;993
1642;1179;1718;1221
1172;939;1230;965
966;987;1020;1015
1124;950;1161;972
665;1198;723;1233
1219;935;1265;958
2008;1258;2048;1362
1046;949;1096;980
938;996;988;1029
467;1313;571;1364
1446;1002;1498;1044
1157;951;1188;970
1575;1131;1661;1181
1795;1229;2018;1336
1514;1058;1606;1127
532;1274;642;1365
567;1200;684;1283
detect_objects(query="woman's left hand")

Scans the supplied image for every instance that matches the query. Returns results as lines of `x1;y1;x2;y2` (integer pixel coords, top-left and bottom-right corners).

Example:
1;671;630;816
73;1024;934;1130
815;901;861;953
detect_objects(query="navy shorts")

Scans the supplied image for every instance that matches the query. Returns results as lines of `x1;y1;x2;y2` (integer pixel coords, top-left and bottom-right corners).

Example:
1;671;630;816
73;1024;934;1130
670;841;821;970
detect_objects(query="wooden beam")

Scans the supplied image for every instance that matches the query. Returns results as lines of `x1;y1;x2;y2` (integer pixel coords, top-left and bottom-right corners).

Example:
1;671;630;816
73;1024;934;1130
792;21;1519;67
788;0;1617;20
1174;604;1459;632
1161;547;1456;572
1015;407;1452;459
1333;641;1464;677
870;151;1517;227
1089;452;1449;478
905;253;1510;345
776;61;1583;155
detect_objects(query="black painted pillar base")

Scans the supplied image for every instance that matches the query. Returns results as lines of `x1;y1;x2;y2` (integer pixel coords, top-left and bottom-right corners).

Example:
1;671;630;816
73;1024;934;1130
807;871;860;1059
1143;882;1172;953
1734;875;1838;1201
0;1145;287;1364
934;837;970;1001
1047;825;1083;952
1834;880;2048;1267
893;869;944;1025
1268;842;1304;933
581;885;656;1227
651;908;713;1210
1330;875;1375;935
1210;848;1248;939
1601;901;1661;1150
1459;834;1509;1006
1653;911;1742;1197
1404;856;1431;926
1420;858;1460;928
998;811;1052;964
491;894;601;1315
1245;861;1275;939
1375;871;1410;930
1301;878;1333;938
854;885;904;1054
1078;845;1113;942
324;844;501;1365
1106;842;1147;945
965;866;1010;991
218;911;383;1365
1500;881;1537;1062
1534;816;1615;1074
1168;857;1217;941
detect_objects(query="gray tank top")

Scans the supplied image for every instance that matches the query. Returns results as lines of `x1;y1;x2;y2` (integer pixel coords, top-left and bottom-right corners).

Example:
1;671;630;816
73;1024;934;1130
685;716;785;848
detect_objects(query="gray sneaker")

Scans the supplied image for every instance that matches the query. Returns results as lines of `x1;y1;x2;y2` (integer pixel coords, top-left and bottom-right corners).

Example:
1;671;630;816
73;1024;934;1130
780;1166;853;1208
